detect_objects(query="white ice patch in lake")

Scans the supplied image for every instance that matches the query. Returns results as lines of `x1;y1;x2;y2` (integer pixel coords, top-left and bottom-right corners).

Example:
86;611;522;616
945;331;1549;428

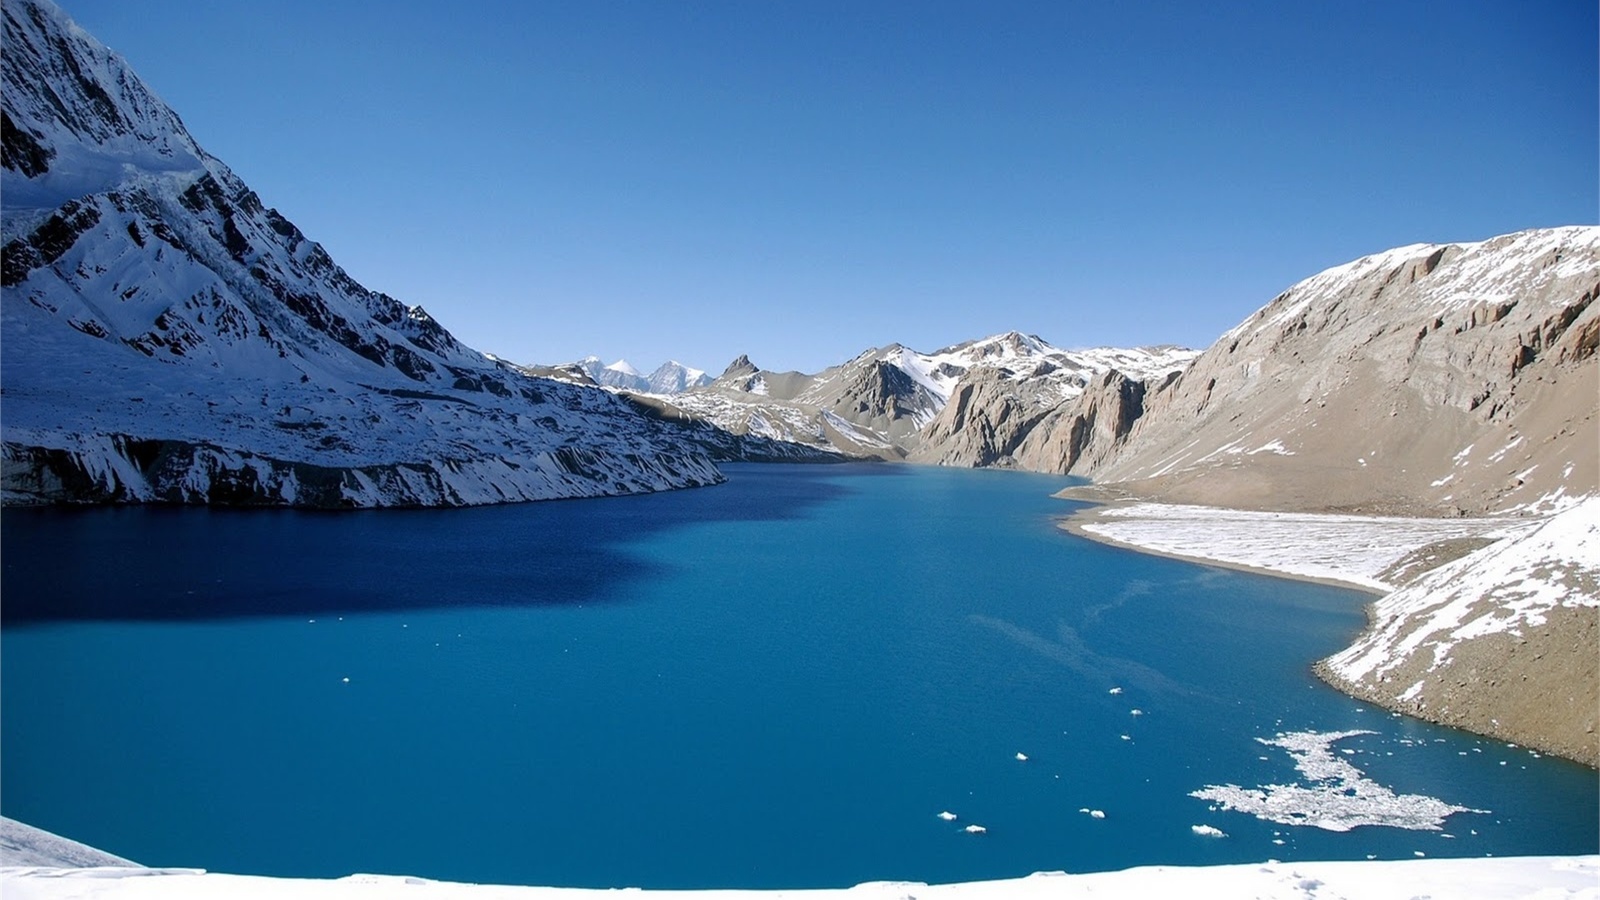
1191;824;1227;838
1190;730;1483;832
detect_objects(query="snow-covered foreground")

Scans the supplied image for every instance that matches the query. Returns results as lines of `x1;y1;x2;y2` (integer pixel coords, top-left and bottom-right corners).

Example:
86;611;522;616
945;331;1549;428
1072;502;1545;592
8;817;1593;899
4;857;1596;900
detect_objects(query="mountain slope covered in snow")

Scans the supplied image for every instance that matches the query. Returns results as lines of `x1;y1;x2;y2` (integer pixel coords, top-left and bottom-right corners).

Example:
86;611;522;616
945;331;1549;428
1318;497;1599;765
0;0;754;508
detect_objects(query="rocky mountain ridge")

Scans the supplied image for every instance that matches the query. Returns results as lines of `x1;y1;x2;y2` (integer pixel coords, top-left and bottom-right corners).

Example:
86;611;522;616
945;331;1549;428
609;333;1197;461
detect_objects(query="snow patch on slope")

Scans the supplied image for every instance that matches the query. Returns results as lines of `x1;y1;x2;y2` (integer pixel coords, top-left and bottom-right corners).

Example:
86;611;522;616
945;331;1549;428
1325;497;1600;684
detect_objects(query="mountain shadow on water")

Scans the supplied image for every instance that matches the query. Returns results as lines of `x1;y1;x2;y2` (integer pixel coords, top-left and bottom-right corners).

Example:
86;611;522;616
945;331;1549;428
1;463;878;624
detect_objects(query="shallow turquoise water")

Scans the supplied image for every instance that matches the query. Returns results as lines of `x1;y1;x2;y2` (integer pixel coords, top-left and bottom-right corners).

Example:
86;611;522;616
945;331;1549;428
3;464;1594;887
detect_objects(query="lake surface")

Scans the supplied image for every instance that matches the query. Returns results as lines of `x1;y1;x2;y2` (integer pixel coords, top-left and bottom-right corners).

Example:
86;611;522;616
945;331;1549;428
3;463;1595;888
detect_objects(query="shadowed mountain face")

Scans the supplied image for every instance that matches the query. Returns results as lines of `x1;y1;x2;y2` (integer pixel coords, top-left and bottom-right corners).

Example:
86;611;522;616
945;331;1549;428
0;0;759;508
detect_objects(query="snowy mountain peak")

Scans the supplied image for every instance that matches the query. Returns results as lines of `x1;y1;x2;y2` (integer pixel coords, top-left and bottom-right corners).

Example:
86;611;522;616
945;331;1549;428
563;356;711;394
646;360;712;394
1;0;736;507
2;0;209;212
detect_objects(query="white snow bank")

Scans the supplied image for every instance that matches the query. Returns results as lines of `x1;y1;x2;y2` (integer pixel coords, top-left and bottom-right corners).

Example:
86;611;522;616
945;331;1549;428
4;857;1597;899
1077;503;1541;592
1325;497;1600;684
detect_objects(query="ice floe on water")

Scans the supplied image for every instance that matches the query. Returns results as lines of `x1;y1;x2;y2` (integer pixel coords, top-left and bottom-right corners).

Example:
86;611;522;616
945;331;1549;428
963;824;987;835
1191;824;1227;838
1190;730;1484;832
936;811;958;821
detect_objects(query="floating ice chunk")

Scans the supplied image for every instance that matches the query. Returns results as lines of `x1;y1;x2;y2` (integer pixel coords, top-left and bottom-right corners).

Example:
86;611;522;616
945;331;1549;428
1079;809;1106;819
1130;709;1144;716
1191;825;1226;838
1015;752;1028;762
1120;735;1131;741
963;824;987;834
1272;839;1285;845
341;677;350;683
1108;687;1123;695
1190;730;1485;832
937;811;957;821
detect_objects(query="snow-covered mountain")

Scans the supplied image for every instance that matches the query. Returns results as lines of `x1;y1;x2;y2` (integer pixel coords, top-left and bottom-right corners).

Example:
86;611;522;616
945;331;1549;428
0;0;758;507
637;333;1197;460
646;360;713;394
570;357;712;394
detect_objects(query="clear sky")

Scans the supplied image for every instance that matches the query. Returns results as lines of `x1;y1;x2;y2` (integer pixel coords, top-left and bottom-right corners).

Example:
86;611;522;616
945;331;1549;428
59;0;1598;375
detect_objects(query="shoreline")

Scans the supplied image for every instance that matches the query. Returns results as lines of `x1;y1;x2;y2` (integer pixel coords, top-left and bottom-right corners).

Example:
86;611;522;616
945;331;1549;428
1054;501;1387;596
1053;494;1598;769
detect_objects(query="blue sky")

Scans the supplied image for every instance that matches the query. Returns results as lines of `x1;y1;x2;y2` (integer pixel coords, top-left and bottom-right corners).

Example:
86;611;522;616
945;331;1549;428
62;0;1598;374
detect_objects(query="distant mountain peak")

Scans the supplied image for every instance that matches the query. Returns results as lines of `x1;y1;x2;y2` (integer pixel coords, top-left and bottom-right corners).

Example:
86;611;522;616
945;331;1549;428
720;354;759;379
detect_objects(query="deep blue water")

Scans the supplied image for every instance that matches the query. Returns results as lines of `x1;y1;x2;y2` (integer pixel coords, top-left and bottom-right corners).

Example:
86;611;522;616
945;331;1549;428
3;463;1595;888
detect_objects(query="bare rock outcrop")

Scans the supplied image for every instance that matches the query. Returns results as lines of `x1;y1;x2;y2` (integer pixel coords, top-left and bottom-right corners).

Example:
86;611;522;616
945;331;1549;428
1080;227;1599;515
1008;369;1180;475
909;366;1052;467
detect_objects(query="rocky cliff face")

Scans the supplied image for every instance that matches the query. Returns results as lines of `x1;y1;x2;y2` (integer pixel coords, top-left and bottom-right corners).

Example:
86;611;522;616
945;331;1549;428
1077;227;1599;516
1010;369;1176;474
1;0;732;508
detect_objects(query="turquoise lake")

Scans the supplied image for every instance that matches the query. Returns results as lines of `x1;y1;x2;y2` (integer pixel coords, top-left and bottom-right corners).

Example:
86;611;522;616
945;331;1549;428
3;463;1595;887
